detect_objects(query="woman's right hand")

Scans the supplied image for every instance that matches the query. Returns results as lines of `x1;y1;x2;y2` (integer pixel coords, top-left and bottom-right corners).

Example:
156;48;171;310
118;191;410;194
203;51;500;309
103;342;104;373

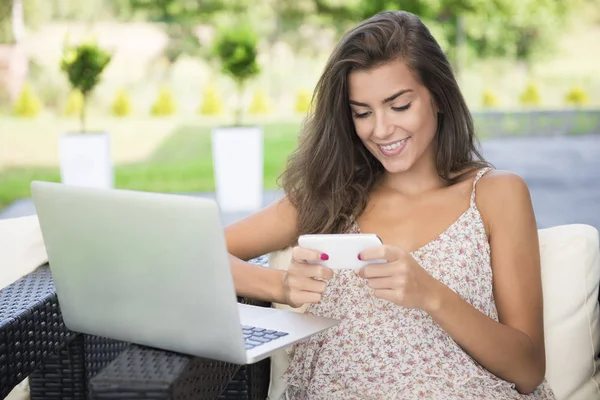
281;246;334;308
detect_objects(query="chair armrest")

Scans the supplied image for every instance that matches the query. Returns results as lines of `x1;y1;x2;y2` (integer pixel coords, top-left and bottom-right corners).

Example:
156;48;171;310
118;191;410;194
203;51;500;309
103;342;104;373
0;265;78;398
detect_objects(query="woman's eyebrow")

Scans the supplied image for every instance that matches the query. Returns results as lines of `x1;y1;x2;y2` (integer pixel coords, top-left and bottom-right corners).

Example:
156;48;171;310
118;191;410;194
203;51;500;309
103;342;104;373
349;89;413;107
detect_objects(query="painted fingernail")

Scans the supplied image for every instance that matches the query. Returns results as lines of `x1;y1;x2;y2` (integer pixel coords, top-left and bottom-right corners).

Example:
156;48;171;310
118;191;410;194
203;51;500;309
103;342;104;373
320;253;329;261
357;254;362;260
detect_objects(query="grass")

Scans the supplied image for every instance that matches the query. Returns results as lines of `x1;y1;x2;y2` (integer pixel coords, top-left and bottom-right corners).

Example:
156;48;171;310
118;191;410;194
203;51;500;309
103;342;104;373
0;121;301;210
1;111;598;211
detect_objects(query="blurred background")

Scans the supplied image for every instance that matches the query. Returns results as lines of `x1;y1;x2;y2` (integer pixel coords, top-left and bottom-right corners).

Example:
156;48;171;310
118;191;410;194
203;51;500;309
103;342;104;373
0;0;598;230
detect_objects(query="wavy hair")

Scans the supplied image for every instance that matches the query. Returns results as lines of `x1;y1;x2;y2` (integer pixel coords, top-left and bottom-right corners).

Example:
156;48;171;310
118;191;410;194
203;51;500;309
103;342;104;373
280;11;490;236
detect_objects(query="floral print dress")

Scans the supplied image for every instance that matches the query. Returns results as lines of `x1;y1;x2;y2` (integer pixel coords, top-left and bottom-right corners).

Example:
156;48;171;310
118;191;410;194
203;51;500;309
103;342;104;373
281;168;556;399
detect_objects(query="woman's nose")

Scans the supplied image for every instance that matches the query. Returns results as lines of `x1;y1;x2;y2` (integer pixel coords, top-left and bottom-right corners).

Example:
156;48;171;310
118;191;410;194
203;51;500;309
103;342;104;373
373;112;394;139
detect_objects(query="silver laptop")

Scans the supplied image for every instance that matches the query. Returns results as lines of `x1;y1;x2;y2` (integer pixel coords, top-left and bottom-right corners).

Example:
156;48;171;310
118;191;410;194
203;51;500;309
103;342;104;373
30;181;340;364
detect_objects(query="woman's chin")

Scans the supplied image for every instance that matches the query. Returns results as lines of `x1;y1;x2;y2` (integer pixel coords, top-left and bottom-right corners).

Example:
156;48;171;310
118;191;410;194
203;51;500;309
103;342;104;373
380;157;413;174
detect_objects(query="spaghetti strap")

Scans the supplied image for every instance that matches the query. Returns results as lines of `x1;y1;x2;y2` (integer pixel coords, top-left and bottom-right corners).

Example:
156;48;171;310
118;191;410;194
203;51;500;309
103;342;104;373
470;167;493;207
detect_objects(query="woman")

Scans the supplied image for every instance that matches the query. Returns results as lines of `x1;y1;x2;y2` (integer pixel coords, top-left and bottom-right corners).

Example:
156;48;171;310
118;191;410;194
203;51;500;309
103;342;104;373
225;10;556;399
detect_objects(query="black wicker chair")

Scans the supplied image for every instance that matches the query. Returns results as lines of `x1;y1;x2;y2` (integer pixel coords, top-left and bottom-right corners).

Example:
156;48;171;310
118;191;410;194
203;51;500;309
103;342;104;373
1;257;272;399
0;265;128;399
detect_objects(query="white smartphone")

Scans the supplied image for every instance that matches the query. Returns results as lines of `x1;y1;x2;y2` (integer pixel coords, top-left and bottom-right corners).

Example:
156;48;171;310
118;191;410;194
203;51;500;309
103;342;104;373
298;233;385;270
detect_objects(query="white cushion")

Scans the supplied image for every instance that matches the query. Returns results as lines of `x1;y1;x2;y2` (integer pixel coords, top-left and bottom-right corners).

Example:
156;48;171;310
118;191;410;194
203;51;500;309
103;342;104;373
267;247;302;399
540;224;600;399
266;225;600;400
0;215;48;290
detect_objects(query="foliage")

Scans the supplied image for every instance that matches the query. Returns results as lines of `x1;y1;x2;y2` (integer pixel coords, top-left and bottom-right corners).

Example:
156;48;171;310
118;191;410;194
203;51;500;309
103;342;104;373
128;0;248;64
0;0;14;44
150;86;176;116
310;0;576;65
248;89;271;115
565;86;590;106
198;84;223;115
63;90;84;116
213;23;261;125
111;88;133;117
519;83;542;106
482;89;499;108
13;82;42;117
60;39;112;132
0;0;50;44
295;89;312;113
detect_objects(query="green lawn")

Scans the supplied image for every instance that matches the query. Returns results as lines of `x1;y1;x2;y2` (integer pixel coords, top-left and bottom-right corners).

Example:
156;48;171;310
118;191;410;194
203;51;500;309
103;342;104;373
0;121;301;210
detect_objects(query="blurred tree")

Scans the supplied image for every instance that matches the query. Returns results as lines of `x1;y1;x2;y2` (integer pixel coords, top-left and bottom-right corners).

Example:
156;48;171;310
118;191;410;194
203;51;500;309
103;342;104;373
0;0;50;44
0;0;15;44
47;0;133;21
248;89;271;115
213;22;260;125
128;0;248;68
150;86;177;116
308;0;576;74
482;89;500;108
519;82;542;106
111;88;133;117
565;86;590;107
295;89;312;113
198;83;223;115
13;81;42;117
63;90;83;117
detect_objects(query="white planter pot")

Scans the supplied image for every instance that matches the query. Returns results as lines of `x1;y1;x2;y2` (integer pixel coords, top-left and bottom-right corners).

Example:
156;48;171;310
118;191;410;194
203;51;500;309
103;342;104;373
58;132;114;188
212;125;263;213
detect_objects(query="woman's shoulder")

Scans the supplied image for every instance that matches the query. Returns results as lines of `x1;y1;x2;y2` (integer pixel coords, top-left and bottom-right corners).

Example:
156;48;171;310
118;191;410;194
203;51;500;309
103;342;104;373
474;169;534;230
476;169;530;198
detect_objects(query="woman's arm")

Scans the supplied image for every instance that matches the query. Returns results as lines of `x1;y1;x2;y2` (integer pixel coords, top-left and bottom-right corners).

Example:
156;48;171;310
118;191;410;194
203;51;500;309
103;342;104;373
224;197;299;304
426;170;546;393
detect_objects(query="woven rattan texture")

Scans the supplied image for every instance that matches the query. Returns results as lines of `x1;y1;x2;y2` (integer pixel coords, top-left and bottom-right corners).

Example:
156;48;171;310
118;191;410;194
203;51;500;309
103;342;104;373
89;344;239;399
0;265;76;398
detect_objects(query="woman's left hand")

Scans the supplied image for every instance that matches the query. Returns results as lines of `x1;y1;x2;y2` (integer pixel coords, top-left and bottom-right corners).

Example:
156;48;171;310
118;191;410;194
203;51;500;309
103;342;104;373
358;245;444;312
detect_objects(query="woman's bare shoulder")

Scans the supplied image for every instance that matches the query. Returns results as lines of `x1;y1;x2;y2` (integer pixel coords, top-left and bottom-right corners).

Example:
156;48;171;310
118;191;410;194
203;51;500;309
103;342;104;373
475;169;534;234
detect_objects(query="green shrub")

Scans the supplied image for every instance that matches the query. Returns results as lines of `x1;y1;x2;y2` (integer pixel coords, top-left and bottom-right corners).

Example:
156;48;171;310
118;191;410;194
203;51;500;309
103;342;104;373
60;39;112;132
565;86;590;106
13;83;43;117
213;23;260;125
198;84;223;115
111;88;132;117
63;90;84;117
150;87;176;116
519;83;541;106
482;89;499;108
295;89;312;113
248;89;270;115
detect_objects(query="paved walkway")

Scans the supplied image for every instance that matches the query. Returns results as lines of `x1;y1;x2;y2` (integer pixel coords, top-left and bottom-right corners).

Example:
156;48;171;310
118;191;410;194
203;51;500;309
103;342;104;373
1;134;599;232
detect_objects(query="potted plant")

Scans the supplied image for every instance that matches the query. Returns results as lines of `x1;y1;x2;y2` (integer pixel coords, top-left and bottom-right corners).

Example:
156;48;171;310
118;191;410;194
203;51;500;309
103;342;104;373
59;39;113;188
211;23;263;213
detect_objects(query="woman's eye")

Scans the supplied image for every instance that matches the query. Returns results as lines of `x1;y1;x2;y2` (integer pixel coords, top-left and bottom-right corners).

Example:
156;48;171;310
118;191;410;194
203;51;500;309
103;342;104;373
392;103;412;112
353;111;371;119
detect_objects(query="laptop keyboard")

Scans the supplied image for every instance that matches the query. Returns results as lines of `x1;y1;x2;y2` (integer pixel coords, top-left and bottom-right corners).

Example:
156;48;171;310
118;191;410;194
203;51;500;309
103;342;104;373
242;325;289;350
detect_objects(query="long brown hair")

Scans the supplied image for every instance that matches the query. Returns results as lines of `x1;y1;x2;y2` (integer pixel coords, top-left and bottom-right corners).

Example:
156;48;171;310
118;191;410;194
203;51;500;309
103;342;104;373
280;11;490;236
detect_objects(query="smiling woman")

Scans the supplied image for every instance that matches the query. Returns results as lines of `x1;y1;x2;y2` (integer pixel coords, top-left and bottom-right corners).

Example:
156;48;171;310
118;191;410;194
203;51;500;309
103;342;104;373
224;10;557;400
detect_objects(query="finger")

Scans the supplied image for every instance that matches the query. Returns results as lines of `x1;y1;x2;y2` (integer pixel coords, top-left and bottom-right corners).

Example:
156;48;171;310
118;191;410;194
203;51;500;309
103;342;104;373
289;290;323;306
366;276;404;290
373;288;399;303
359;263;402;279
358;245;405;262
294;264;334;280
289;275;328;293
292;246;328;263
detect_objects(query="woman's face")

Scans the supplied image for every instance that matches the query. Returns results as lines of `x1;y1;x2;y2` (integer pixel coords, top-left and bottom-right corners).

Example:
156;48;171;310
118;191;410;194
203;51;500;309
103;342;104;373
348;59;439;174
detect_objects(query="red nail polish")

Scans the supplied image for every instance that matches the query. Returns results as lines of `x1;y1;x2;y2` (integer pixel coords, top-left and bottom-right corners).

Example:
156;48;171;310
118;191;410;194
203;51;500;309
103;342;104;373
320;253;329;261
357;254;362;260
